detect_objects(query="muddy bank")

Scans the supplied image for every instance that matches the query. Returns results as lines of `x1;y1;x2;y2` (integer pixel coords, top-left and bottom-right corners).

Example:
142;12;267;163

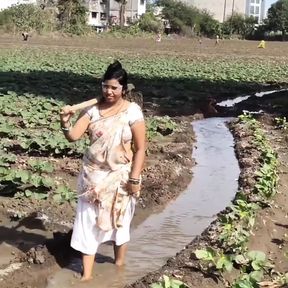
126;114;283;288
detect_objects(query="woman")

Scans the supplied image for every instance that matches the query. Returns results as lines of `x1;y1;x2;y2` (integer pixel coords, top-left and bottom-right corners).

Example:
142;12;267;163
60;61;146;281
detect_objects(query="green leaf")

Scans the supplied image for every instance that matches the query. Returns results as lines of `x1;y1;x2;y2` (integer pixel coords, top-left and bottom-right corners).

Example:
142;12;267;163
41;177;55;188
150;284;163;288
18;170;30;183
247;251;266;262
251;261;261;271
249;270;263;282
24;190;33;197
53;194;62;202
163;275;170;288
195;248;215;261
235;254;247;265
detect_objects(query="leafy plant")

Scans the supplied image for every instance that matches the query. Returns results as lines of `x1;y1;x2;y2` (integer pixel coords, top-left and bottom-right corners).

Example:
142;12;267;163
146;116;178;140
28;159;54;173
195;248;233;273
53;185;77;203
150;275;188;288
275;117;288;130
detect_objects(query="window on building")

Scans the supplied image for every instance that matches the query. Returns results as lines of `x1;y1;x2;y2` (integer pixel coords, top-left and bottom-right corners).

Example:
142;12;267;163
255;6;259;14
250;0;255;3
91;12;98;19
100;12;107;20
256;0;260;3
250;6;254;14
140;0;145;5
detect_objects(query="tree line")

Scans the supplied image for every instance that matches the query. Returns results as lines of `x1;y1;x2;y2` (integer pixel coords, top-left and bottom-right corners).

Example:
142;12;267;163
0;0;287;39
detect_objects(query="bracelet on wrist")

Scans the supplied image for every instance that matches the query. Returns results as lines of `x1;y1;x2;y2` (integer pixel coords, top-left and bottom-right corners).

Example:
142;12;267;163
61;126;71;132
128;178;141;185
61;121;71;132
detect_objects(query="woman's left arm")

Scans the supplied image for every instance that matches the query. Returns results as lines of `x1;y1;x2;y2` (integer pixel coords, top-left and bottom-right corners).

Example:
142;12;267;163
130;120;146;180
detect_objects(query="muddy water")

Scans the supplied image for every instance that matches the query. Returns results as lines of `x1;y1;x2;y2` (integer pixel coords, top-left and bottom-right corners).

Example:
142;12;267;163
46;117;240;288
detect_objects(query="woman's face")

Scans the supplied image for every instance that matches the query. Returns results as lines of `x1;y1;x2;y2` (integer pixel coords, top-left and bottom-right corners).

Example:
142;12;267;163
101;79;123;104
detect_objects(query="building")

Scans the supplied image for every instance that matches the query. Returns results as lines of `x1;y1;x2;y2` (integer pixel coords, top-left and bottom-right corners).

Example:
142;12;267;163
185;0;265;23
246;0;265;23
0;0;37;11
86;0;146;28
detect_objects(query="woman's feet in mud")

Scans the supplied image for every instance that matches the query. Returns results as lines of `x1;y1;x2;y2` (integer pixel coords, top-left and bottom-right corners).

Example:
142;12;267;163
114;260;125;267
80;276;93;282
73;272;93;282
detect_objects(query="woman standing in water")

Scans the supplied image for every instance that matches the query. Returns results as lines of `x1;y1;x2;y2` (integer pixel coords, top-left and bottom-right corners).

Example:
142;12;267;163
60;61;146;281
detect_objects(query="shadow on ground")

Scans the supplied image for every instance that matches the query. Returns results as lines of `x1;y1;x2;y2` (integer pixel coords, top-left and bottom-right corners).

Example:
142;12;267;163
0;70;282;117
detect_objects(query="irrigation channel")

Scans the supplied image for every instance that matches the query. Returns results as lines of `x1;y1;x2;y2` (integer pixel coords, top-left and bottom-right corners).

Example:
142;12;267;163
36;117;239;288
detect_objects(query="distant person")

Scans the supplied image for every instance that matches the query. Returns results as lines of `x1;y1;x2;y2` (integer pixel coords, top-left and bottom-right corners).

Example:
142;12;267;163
258;40;266;49
164;20;171;35
215;35;220;45
22;32;29;41
156;32;162;42
198;37;202;45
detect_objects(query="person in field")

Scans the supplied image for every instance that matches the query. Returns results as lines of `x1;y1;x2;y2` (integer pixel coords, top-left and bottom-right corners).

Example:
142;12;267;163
60;61;146;281
22;32;29;41
215;35;220;45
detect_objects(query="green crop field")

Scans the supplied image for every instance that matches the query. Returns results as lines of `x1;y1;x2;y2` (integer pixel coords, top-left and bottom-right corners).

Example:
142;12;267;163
0;47;288;203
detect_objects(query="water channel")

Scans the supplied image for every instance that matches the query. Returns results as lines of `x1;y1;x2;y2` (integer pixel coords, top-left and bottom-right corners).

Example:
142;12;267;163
45;117;240;288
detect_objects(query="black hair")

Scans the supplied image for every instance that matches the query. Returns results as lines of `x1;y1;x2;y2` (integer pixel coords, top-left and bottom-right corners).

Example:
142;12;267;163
102;60;128;91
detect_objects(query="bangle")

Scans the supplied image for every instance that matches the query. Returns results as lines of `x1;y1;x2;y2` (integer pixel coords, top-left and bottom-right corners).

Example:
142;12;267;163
61;121;71;131
61;126;71;132
128;178;140;185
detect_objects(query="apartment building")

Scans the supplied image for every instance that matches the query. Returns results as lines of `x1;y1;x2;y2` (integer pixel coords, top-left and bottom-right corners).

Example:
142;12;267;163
86;0;146;28
246;0;265;23
185;0;265;23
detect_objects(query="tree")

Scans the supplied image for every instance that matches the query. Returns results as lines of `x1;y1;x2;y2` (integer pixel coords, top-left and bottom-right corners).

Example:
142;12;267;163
223;13;257;39
57;0;89;34
138;12;163;33
156;0;219;37
266;0;288;40
0;4;55;33
114;0;127;27
199;10;221;37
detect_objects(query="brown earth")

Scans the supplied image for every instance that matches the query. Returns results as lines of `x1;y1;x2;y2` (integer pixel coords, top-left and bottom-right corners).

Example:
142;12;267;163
1;34;288;58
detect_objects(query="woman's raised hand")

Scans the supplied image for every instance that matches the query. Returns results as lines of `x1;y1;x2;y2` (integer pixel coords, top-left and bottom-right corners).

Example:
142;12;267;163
60;105;75;123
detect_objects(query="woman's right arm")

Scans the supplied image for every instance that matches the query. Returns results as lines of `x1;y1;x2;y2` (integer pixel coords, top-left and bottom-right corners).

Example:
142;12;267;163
60;105;91;142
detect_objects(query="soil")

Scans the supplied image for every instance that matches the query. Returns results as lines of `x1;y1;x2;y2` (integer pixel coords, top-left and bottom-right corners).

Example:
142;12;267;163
1;35;288;288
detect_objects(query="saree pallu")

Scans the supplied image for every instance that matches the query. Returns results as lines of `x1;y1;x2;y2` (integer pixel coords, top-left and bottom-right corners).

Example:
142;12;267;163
77;110;135;232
